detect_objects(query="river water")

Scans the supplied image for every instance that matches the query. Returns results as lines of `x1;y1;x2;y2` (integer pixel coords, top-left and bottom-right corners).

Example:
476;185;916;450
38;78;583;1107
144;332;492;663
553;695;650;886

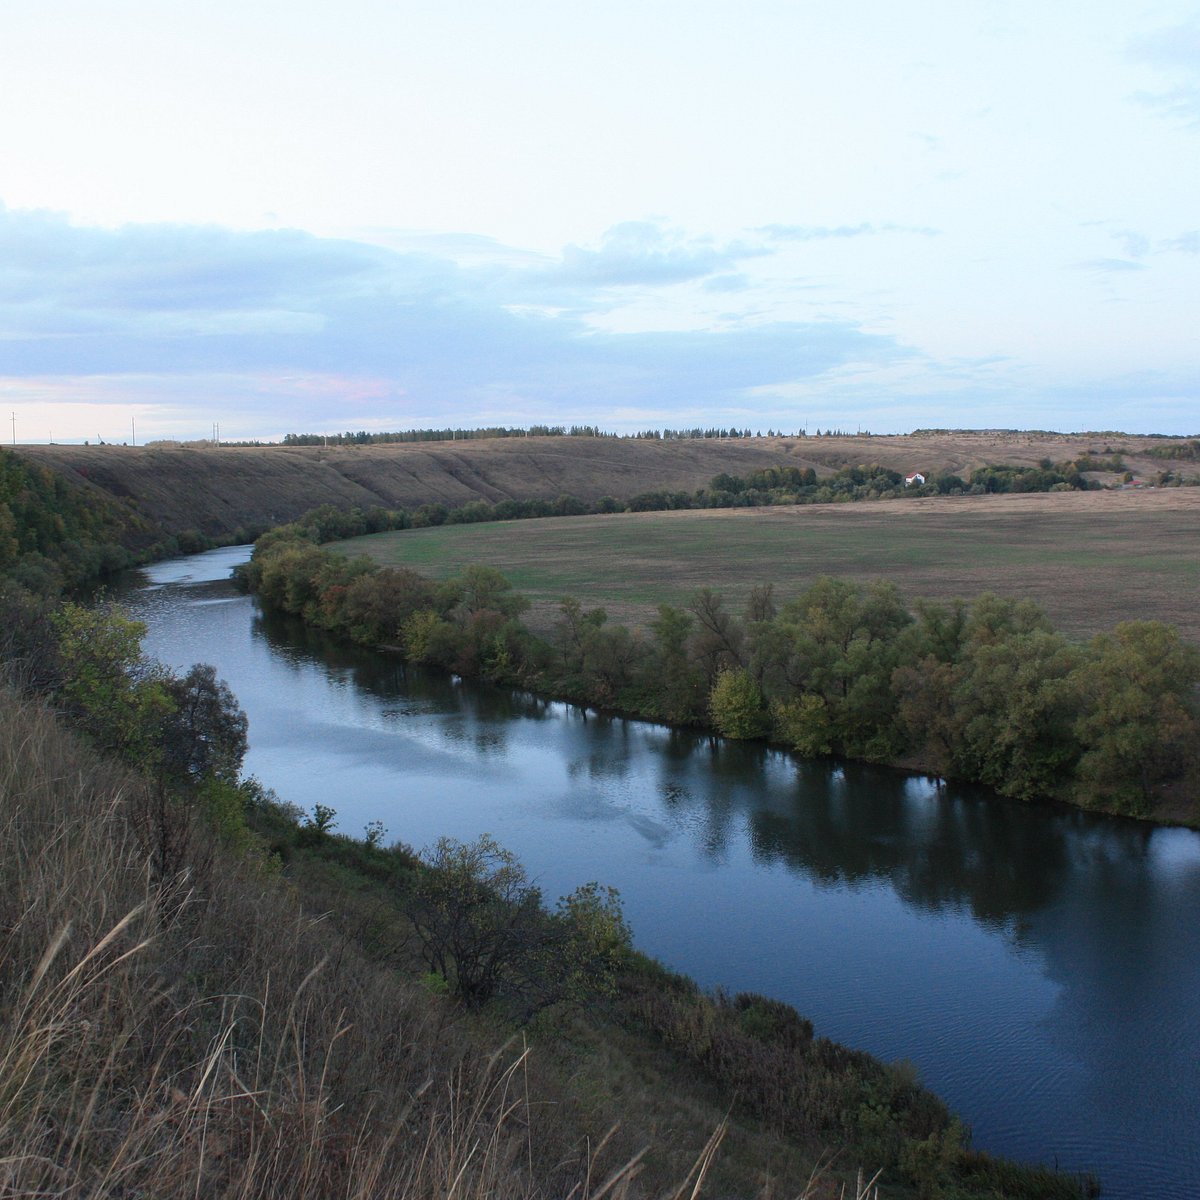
124;545;1200;1198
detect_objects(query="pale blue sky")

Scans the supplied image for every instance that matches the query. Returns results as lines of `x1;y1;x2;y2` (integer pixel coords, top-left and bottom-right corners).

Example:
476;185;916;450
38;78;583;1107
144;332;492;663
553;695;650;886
1;1;1197;442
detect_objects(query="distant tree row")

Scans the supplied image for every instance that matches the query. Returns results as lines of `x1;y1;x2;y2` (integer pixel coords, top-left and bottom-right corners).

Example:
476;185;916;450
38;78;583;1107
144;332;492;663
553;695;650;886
277;425;839;446
1147;438;1200;461
243;527;1200;819
281;425;611;446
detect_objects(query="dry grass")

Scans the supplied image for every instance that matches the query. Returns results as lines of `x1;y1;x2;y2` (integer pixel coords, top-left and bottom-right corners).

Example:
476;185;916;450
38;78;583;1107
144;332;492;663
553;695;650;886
14;430;1199;543
337;487;1200;644
0;691;640;1198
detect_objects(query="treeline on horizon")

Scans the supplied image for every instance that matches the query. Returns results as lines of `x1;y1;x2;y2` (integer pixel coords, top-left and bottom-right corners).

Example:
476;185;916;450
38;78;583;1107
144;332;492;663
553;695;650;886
275;426;1200;447
245;514;1200;820
277;424;824;445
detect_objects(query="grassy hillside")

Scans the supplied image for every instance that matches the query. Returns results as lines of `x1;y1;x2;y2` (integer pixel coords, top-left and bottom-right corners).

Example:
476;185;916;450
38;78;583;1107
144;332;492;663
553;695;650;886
334;487;1200;644
14;430;1199;544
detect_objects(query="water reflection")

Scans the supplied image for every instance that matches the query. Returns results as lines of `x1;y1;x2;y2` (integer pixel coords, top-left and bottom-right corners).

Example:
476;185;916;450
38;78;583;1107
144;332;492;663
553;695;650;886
251;599;1190;941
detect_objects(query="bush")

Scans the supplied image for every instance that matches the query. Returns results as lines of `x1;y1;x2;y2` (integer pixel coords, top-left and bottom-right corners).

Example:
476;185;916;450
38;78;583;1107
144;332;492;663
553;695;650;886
407;835;629;1018
709;668;769;739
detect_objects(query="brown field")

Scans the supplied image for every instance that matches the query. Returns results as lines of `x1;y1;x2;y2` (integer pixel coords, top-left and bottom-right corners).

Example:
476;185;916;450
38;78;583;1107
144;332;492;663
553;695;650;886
14;429;1197;540
338;487;1200;644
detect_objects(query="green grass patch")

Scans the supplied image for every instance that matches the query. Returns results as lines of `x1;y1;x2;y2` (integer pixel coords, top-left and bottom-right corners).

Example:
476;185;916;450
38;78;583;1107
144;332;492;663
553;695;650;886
334;498;1200;642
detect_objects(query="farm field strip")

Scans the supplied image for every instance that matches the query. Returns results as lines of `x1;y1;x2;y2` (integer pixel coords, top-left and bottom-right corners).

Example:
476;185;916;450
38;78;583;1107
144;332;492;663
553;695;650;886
334;489;1200;643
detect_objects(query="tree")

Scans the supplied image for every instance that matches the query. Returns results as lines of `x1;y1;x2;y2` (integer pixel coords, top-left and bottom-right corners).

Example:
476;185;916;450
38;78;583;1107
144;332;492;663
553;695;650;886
407;836;629;1017
553;881;632;1003
709;667;769;739
158;664;248;788
553;595;607;678
409;835;543;1008
892;656;963;777
341;566;436;644
770;693;833;757
452;565;530;620
905;598;968;664
767;578;912;758
579;622;640;707
689;588;745;686
640;605;706;723
744;582;777;626
50;602;171;762
952;630;1084;801
253;541;332;615
1073;621;1200;813
0;583;61;693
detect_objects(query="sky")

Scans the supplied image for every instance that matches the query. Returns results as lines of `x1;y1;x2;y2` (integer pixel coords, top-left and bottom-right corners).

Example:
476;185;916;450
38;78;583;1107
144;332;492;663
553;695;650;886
0;0;1197;444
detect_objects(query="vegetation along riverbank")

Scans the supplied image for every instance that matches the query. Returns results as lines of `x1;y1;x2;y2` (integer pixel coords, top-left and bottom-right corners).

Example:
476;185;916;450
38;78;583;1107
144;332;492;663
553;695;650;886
247;506;1200;826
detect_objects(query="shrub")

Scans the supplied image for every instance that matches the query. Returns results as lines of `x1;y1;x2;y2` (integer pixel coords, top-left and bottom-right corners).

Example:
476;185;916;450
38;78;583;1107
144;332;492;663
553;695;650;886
407;835;628;1018
709;668;769;739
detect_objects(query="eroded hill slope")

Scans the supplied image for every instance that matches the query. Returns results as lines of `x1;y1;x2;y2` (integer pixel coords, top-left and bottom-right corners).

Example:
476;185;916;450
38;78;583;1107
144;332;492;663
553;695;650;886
13;430;1196;541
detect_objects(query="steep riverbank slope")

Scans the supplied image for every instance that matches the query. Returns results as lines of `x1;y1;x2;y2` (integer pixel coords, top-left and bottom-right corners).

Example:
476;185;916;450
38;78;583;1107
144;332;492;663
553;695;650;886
14;430;1197;542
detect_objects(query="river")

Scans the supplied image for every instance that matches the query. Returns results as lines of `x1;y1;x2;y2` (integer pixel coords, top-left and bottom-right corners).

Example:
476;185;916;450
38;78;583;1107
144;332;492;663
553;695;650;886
123;545;1200;1198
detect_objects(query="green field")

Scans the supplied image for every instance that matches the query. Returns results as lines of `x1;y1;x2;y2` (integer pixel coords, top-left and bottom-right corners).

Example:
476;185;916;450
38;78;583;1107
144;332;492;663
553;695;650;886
335;488;1200;642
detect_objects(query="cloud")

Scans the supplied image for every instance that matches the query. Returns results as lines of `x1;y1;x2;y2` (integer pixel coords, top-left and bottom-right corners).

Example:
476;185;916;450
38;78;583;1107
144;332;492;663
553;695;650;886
1073;257;1148;273
758;223;873;241
1113;229;1151;258
5;204;1192;444
0;208;389;315
1128;21;1200;74
1164;230;1200;254
756;223;940;242
539;221;762;288
702;274;751;293
1128;21;1200;125
1078;222;1198;261
0;206;905;436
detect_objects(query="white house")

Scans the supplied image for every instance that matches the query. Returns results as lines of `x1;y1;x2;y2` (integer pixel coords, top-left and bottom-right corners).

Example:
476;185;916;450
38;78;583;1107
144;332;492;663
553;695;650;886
904;472;926;487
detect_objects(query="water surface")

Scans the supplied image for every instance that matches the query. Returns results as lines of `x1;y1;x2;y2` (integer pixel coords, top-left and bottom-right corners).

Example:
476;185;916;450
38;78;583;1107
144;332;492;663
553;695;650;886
125;546;1200;1198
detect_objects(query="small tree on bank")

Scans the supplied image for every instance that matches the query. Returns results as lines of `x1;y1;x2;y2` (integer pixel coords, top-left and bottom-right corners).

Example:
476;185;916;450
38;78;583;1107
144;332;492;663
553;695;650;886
709;667;769;739
408;835;630;1018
